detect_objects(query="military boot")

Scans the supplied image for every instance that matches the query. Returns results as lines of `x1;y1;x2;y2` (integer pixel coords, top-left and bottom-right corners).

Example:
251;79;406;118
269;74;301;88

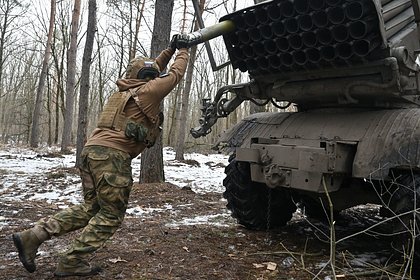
54;257;102;277
12;225;50;273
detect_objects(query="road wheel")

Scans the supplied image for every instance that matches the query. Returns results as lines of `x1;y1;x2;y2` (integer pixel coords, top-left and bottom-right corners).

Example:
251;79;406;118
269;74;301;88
388;173;420;279
223;156;296;230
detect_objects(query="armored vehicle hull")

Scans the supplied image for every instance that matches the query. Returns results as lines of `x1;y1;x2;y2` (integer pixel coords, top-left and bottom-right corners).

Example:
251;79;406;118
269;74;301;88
188;0;420;276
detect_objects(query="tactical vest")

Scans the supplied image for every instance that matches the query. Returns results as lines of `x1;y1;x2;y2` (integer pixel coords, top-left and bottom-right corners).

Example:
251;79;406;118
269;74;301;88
97;91;161;147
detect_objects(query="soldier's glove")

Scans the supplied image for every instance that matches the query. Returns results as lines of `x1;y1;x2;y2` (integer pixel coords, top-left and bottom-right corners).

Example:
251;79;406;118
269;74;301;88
176;33;190;49
169;34;179;51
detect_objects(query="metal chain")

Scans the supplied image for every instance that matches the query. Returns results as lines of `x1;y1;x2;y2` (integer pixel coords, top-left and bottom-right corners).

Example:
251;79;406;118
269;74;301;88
265;188;272;244
267;188;272;231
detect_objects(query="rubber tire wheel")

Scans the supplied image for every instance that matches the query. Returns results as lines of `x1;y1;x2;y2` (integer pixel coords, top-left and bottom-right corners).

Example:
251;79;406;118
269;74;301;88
300;199;340;222
222;157;296;230
389;173;420;279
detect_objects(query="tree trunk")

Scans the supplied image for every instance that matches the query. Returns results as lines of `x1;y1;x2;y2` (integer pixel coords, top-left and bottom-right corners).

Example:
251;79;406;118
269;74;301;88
140;0;174;183
76;0;97;167
30;0;56;148
61;0;81;152
175;0;205;161
166;83;182;146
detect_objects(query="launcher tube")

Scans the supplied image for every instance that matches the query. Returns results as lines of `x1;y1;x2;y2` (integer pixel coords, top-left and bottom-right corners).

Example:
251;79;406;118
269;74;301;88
186;20;236;47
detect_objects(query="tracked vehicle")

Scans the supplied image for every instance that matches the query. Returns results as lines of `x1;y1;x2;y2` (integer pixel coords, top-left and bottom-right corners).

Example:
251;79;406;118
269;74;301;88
188;0;420;275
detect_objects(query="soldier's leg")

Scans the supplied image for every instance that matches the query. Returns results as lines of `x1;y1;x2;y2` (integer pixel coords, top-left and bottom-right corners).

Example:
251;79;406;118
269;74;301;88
37;169;100;237
55;148;133;277
12;148;99;273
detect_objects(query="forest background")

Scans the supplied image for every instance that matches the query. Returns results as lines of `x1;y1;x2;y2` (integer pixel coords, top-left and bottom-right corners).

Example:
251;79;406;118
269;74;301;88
0;0;293;183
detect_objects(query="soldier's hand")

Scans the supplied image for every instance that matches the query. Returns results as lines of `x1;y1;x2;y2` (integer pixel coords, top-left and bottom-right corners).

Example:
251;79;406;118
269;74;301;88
169;34;178;51
176;33;190;49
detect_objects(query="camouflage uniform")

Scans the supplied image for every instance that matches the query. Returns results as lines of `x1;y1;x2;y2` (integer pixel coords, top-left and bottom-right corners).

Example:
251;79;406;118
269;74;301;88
37;145;132;260
12;46;189;276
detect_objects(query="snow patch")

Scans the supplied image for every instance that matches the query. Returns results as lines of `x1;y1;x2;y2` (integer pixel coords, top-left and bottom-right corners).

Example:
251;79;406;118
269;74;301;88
166;213;232;228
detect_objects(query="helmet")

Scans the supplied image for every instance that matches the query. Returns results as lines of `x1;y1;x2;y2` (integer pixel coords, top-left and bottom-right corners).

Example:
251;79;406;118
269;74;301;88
125;57;161;80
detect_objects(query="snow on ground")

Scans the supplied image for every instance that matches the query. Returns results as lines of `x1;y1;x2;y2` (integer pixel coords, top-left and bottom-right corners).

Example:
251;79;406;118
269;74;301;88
133;147;228;193
0;145;229;220
0;146;228;197
0;146;396;275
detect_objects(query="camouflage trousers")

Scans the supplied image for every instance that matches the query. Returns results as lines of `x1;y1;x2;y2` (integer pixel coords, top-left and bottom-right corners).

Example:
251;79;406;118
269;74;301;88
37;145;133;260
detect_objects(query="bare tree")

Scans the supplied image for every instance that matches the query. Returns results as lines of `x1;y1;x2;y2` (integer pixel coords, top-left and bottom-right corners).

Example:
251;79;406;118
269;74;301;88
140;0;174;183
0;0;24;94
30;0;56;147
129;0;146;60
175;0;205;160
61;0;81;152
0;0;28;143
76;0;97;167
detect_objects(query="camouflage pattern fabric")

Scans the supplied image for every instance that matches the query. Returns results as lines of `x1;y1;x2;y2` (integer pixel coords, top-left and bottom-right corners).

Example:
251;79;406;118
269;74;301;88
37;145;133;260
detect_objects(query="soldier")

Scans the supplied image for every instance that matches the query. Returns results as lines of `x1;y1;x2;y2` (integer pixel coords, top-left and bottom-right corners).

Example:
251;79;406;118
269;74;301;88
12;35;190;277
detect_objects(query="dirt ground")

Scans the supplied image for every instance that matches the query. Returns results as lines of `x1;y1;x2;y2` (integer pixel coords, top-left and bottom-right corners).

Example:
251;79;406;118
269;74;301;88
0;177;413;280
